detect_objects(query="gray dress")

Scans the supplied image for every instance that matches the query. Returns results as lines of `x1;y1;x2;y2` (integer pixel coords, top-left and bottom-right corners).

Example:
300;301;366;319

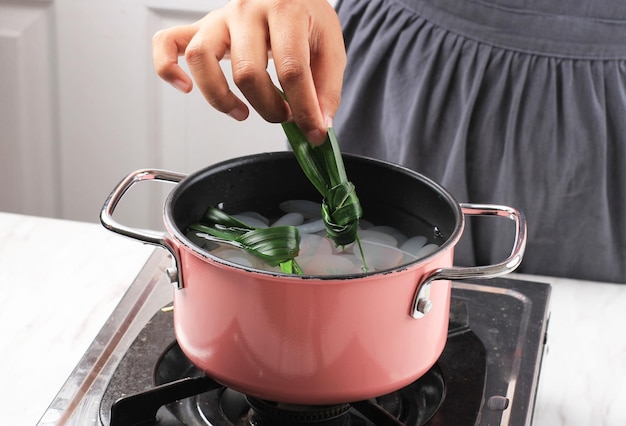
334;0;626;283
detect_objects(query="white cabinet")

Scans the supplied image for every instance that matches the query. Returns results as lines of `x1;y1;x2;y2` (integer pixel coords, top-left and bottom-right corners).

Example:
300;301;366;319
0;1;58;219
0;0;285;229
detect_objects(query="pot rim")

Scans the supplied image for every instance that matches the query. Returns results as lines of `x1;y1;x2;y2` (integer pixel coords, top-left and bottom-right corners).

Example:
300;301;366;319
163;152;464;281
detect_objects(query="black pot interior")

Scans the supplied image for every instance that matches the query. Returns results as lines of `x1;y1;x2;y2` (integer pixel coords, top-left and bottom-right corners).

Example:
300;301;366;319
166;152;462;252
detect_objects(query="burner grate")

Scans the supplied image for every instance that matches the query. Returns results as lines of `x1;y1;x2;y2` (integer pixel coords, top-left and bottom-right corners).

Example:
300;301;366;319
37;248;550;426
101;300;486;425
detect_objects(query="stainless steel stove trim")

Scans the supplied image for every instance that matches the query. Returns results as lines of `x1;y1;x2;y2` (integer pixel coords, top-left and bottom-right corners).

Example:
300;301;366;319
38;251;173;425
452;281;550;425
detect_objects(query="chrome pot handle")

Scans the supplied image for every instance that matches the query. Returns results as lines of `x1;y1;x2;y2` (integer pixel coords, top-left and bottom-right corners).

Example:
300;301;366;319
411;203;527;319
100;169;187;288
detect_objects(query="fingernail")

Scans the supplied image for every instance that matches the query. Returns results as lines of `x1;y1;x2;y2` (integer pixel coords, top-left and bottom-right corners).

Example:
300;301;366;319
306;129;326;146
325;116;334;129
171;79;188;93
227;107;248;121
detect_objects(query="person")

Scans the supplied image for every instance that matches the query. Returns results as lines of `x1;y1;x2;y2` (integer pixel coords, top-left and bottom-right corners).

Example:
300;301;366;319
152;0;626;283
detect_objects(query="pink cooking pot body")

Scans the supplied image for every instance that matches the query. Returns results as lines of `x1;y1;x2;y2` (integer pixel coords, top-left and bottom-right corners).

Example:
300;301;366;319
101;152;526;404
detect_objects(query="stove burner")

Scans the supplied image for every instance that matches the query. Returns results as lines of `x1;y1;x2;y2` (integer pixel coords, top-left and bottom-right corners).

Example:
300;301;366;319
246;397;351;425
155;342;447;425
100;299;487;425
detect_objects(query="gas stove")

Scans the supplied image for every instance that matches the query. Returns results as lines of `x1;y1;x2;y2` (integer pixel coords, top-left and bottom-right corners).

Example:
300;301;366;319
38;250;550;425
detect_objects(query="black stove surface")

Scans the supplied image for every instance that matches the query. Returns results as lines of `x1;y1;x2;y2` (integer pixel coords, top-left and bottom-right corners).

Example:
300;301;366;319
99;281;549;426
100;299;487;426
37;250;550;426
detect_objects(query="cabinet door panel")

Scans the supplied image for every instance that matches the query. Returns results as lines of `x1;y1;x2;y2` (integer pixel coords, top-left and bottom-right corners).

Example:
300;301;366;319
0;2;58;217
0;0;282;228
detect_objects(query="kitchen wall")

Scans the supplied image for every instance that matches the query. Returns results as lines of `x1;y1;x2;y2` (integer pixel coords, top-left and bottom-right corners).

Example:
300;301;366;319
0;0;285;230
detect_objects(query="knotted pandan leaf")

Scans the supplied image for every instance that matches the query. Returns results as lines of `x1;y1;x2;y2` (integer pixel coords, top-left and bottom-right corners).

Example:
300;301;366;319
321;181;361;246
281;124;363;246
281;116;368;270
189;206;303;274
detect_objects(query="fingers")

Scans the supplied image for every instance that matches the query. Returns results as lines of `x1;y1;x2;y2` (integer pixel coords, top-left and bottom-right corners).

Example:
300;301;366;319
151;0;346;141
309;7;346;130
268;0;346;145
271;22;324;142
184;12;250;121
152;25;196;93
228;3;291;123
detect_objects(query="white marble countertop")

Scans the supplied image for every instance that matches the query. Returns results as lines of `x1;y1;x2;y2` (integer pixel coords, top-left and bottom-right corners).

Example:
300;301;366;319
0;212;624;425
0;213;154;426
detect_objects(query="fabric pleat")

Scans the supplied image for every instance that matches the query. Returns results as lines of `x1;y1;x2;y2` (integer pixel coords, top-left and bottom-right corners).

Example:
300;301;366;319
334;0;626;282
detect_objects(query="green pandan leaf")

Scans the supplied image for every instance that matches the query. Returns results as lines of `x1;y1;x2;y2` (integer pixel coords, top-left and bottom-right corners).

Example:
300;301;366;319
281;118;367;270
189;206;302;269
281;123;363;242
236;226;300;265
188;95;368;274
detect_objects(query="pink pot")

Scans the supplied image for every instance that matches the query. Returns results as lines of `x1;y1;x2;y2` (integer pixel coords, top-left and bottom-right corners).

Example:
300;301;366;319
101;152;525;404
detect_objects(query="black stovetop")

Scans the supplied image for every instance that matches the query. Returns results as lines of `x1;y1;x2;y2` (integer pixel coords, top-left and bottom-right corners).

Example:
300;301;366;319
37;251;550;426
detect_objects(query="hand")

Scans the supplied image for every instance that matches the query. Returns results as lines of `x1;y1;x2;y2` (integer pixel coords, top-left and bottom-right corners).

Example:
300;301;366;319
152;0;346;145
